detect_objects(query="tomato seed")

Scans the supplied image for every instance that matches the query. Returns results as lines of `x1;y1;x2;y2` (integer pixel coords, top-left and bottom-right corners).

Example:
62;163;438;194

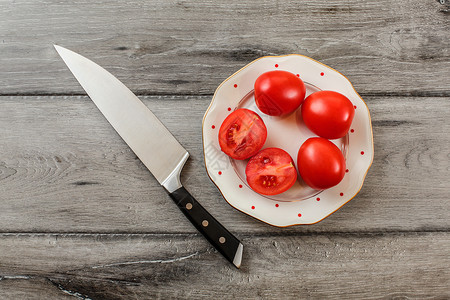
260;175;277;187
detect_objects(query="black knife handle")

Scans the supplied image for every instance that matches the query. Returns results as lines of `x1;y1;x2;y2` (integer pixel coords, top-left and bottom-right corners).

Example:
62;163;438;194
169;186;243;268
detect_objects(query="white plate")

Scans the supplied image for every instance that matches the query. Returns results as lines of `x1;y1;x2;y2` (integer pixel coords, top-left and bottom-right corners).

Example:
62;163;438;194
202;55;374;227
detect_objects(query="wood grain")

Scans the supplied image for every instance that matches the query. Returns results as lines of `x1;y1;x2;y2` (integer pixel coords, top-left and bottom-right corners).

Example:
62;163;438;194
0;233;448;299
0;0;448;95
0;95;448;233
0;277;75;300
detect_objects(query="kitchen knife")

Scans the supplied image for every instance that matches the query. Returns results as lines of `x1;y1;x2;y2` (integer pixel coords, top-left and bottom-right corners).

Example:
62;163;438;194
54;45;243;268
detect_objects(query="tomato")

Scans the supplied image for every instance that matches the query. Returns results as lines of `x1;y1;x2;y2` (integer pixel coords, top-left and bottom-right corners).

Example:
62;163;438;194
297;137;345;190
245;148;297;195
301;91;355;139
218;108;267;160
254;70;306;116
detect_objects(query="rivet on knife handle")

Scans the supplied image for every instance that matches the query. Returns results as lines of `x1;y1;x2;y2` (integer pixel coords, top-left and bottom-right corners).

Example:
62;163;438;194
169;186;243;268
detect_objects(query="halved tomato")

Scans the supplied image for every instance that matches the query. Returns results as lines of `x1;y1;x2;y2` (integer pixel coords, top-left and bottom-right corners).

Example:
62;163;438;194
245;148;297;195
218;108;267;160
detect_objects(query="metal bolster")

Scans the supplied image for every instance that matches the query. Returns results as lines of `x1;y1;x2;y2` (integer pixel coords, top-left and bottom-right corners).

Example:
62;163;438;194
161;152;190;193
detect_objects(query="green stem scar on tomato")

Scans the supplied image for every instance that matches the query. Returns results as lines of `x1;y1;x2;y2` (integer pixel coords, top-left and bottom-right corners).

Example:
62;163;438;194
246;148;297;195
254;70;306;116
218;108;267;160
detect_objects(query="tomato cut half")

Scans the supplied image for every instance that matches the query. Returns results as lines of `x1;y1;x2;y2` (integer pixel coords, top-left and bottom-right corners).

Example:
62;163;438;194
245;148;297;195
297;137;346;190
218;108;267;160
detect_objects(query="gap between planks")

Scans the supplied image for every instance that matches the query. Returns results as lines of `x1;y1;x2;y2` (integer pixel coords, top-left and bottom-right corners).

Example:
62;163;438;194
0;91;449;97
0;229;448;238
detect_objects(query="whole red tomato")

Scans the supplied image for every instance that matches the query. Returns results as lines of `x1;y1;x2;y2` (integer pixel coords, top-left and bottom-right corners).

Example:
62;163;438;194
246;148;297;195
254;70;306;116
301;91;355;139
297;137;345;190
218;108;267;160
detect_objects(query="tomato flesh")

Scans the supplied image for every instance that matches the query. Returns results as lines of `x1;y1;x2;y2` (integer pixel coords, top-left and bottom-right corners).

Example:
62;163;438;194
301;91;355;139
297;137;345;190
246;148;297;195
218;108;267;160
254;70;306;116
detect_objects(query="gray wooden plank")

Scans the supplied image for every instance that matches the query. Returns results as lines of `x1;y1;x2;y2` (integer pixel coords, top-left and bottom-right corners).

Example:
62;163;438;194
0;95;448;233
0;233;448;299
0;277;75;300
0;0;448;95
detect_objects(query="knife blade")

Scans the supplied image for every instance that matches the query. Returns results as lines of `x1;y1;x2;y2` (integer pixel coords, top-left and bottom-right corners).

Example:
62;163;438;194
54;45;243;268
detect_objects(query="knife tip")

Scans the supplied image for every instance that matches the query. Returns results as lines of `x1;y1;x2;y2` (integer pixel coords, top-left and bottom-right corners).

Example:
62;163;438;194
53;44;62;52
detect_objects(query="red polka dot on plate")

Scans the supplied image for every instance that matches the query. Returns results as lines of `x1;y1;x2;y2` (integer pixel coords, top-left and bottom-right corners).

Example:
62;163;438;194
340;192;344;196
234;84;237;88
320;72;324;76
239;184;243;188
251;206;255;210
361;151;365;155
275;64;279;68
227;107;232;111
345;169;349;173
350;129;354;133
296;74;300;77
316;197;320;201
354;105;357;109
275;204;279;207
298;213;302;217
212;125;215;129
218;171;222;175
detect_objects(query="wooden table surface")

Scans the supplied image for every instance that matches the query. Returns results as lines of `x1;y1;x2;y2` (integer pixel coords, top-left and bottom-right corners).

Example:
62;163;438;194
1;0;449;299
